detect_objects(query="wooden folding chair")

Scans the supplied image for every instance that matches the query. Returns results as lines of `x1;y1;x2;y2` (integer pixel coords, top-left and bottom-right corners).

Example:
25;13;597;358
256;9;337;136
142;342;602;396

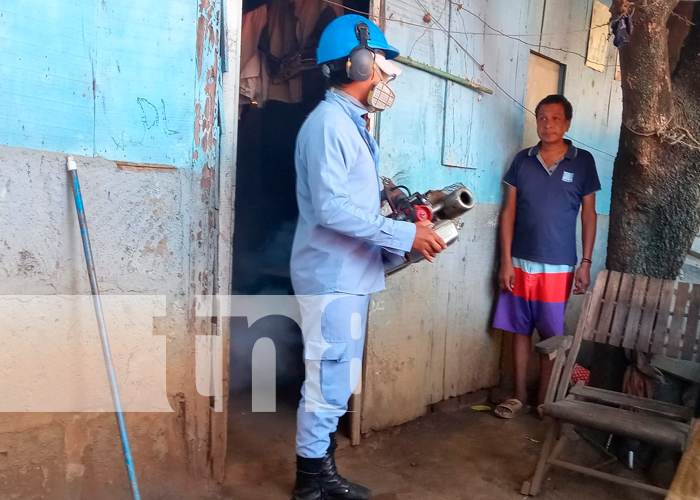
522;270;700;496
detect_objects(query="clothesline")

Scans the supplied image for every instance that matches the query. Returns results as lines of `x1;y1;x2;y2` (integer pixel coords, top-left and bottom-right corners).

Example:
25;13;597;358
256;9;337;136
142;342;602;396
321;0;618;159
239;0;619;159
321;0;611;38
321;0;618;67
428;4;617;158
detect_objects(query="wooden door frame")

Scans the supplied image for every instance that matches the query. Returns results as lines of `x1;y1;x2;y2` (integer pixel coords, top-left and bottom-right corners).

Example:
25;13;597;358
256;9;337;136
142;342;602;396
211;0;386;468
349;0;385;447
208;0;242;482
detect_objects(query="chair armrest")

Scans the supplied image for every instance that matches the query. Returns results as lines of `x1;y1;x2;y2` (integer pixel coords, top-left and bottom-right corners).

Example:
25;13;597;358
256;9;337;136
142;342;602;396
535;335;573;356
652;356;700;384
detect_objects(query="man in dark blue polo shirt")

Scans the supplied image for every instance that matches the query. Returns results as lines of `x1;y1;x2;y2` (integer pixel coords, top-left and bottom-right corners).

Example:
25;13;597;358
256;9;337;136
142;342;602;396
493;94;601;419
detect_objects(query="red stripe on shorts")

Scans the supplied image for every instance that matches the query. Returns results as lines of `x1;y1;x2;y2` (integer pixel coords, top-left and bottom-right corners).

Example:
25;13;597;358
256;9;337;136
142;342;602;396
511;267;574;303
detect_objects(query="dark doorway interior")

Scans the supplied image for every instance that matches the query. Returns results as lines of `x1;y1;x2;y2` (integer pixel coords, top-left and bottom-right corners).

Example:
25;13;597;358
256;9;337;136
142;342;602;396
228;0;372;472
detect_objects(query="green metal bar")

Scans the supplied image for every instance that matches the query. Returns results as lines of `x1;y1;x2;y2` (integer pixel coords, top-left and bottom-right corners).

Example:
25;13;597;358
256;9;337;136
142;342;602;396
394;56;494;95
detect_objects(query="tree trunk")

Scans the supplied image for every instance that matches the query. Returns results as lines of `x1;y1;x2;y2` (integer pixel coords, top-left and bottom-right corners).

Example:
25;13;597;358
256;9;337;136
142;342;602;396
607;0;700;280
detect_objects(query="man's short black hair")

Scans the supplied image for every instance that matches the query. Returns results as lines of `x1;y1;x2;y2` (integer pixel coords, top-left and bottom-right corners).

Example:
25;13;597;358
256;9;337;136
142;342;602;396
324;58;353;89
535;94;573;121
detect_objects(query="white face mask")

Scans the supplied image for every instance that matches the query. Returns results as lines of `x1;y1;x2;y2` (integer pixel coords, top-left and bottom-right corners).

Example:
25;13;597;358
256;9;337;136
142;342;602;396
366;77;396;113
367;53;401;112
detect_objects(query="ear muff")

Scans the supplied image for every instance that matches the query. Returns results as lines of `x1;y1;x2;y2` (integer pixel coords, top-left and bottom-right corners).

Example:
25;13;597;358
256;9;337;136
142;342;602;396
346;22;376;82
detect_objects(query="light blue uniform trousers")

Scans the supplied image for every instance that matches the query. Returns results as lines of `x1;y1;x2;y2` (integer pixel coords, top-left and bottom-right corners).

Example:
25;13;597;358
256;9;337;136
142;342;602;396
296;293;370;458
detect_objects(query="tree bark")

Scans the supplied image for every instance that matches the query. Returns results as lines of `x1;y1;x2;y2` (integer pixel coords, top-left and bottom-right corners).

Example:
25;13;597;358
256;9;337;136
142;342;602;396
667;2;693;72
607;0;700;280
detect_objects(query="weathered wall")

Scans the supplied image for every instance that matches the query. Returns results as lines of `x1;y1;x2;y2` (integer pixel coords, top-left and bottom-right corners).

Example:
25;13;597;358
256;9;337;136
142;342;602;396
0;0;199;167
364;205;502;430
376;0;620;211
0;0;225;495
1;0;626;482
0;148;208;498
363;0;622;431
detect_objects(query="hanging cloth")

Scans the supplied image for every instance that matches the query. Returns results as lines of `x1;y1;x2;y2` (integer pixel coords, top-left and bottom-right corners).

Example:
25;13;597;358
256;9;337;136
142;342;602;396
240;5;269;106
255;0;344;104
611;14;633;48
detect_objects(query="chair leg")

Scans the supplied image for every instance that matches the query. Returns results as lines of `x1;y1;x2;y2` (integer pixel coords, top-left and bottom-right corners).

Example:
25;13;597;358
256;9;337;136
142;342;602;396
524;424;569;495
550;430;567;461
525;420;560;496
542;429;568;478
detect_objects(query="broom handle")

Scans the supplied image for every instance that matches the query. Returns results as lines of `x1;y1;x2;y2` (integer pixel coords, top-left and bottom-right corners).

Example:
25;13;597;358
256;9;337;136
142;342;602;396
67;156;142;500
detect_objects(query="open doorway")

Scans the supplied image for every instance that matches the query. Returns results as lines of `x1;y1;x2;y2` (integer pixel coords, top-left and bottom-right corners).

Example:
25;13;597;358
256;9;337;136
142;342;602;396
227;0;371;490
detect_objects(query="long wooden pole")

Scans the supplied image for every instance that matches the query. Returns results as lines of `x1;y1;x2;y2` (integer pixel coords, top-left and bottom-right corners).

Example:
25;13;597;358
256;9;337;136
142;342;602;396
394;56;494;94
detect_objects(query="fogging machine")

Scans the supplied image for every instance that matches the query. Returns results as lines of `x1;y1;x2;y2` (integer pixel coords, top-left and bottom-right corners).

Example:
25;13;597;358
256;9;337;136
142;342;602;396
381;177;475;275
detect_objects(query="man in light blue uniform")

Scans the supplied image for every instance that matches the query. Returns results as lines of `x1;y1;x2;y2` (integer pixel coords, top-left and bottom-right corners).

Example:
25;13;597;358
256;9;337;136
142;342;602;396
289;14;446;500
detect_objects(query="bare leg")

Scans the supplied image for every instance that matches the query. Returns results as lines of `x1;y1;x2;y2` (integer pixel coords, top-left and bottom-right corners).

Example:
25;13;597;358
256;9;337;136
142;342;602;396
538;353;555;406
513;332;531;404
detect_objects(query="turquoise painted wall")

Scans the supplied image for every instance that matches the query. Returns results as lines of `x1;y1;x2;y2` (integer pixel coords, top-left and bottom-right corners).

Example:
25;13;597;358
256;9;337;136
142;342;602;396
377;0;621;215
0;0;200;168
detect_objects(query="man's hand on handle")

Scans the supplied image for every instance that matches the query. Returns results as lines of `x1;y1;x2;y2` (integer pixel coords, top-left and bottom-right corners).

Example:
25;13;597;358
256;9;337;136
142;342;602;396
411;220;447;262
499;260;515;293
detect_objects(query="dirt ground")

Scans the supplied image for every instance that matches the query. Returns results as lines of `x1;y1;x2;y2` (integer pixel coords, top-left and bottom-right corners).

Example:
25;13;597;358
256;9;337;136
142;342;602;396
216;395;659;500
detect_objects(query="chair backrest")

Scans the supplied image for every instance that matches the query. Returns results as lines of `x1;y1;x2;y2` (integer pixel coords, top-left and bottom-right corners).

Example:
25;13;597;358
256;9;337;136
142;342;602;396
582;270;700;362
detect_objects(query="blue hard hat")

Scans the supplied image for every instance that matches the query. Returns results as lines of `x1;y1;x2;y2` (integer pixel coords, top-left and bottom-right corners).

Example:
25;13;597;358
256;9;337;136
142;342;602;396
317;14;400;64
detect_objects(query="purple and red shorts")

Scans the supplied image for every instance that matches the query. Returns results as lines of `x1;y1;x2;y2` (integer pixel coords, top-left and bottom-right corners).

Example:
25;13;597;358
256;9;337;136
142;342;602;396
493;258;574;339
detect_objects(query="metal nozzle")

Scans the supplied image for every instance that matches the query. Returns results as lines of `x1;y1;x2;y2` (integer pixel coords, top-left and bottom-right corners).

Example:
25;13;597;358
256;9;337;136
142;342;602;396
439;187;475;219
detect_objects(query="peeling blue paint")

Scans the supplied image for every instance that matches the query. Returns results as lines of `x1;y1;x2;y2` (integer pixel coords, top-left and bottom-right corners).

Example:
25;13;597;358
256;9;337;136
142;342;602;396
192;0;221;175
0;0;200;168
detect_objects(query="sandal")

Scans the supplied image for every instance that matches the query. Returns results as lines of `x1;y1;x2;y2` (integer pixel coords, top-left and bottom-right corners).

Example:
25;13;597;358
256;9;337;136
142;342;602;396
494;398;531;419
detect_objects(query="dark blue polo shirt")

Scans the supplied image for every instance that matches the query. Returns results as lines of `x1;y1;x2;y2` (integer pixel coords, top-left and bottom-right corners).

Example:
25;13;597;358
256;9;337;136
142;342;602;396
503;140;601;266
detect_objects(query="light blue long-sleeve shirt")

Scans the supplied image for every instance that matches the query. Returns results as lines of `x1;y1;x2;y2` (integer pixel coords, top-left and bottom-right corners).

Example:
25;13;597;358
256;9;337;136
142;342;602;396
290;91;417;295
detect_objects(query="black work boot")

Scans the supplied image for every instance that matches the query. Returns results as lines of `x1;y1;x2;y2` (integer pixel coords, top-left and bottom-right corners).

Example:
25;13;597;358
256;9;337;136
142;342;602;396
291;456;326;500
320;434;372;500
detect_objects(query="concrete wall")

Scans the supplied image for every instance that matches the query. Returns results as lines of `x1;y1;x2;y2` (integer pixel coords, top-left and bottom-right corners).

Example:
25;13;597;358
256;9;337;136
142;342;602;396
362;0;622;431
0;0;224;495
364;205;502;430
0;148;204;498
